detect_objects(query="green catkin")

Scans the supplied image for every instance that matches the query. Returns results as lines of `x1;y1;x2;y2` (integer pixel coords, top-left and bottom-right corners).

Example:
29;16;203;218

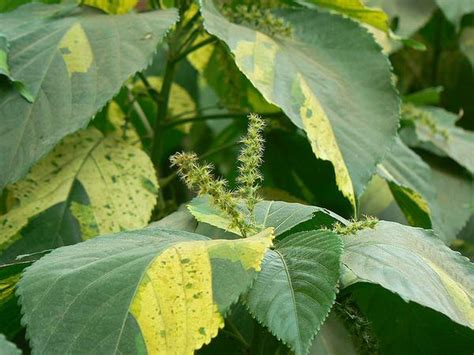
236;113;265;218
170;152;250;237
401;103;449;140
170;114;267;237
333;215;378;236
221;4;293;37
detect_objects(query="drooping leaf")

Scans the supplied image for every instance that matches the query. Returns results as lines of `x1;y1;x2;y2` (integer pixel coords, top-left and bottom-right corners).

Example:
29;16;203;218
0;334;21;355
0;128;158;263
18;226;274;354
83;0;138;14
377;137;435;230
0;4;178;190
0;35;32;102
200;0;400;207
309;312;357;355
435;0;474;28
340;221;474;329
352;283;474;355
245;230;342;355
401;106;474;174
429;160;473;243
365;0;436;37
187;196;346;237
298;0;389;32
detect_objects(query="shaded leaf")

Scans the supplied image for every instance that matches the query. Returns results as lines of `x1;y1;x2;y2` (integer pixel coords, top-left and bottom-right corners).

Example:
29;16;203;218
340;221;474;329
352;283;474;355
309;312;357;355
200;0;399;206
0;4;177;190
0;260;33;339
0;128;158;262
18;226;273;354
245;230;342;355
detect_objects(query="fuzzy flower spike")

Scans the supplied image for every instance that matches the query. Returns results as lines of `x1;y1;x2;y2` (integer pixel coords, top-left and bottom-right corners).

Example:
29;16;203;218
170;113;267;237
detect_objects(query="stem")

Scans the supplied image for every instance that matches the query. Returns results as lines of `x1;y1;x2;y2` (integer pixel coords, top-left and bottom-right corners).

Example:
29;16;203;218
172;37;217;63
151;57;177;166
163;111;283;129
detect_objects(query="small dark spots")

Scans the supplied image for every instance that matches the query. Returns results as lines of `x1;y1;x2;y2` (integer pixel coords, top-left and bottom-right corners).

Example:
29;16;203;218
306;108;313;119
185;283;193;289
160;330;166;337
105;154;112;161
180;258;190;264
199;327;206;336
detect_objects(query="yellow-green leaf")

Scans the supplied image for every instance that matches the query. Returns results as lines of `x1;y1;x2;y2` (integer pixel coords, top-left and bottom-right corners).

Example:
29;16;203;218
83;0;138;14
18;226;274;354
302;0;389;32
0;127;158;262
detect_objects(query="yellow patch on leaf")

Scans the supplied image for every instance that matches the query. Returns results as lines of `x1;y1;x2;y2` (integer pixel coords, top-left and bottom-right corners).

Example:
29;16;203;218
422;257;474;328
130;228;274;354
83;0;138;15
298;75;356;208
59;23;93;77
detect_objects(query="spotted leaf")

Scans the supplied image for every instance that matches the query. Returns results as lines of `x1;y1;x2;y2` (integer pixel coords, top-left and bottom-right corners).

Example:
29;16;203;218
17;226;274;354
200;0;399;208
0;127;158;263
0;3;178;190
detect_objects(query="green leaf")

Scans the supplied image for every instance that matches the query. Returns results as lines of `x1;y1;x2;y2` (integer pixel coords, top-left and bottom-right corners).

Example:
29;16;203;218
200;0;399;207
0;35;32;102
365;0;436;37
244;230;342;355
0;127;158;263
435;0;474;28
187;196;346;237
340;220;474;329
298;0;390;32
0;4;178;190
429;161;473;243
377;137;435;230
352;284;474;355
83;0;138;14
401;106;474;174
18;226;274;354
0;334;21;355
309;312;357;355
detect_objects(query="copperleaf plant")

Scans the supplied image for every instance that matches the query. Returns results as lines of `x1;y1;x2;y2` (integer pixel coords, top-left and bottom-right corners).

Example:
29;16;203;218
0;0;473;354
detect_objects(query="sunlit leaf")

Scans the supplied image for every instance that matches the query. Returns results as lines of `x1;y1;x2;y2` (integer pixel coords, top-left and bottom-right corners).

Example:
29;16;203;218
0;128;158;263
200;0;399;207
0;4;178;190
298;0;389;32
340;221;474;329
18;227;274;354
